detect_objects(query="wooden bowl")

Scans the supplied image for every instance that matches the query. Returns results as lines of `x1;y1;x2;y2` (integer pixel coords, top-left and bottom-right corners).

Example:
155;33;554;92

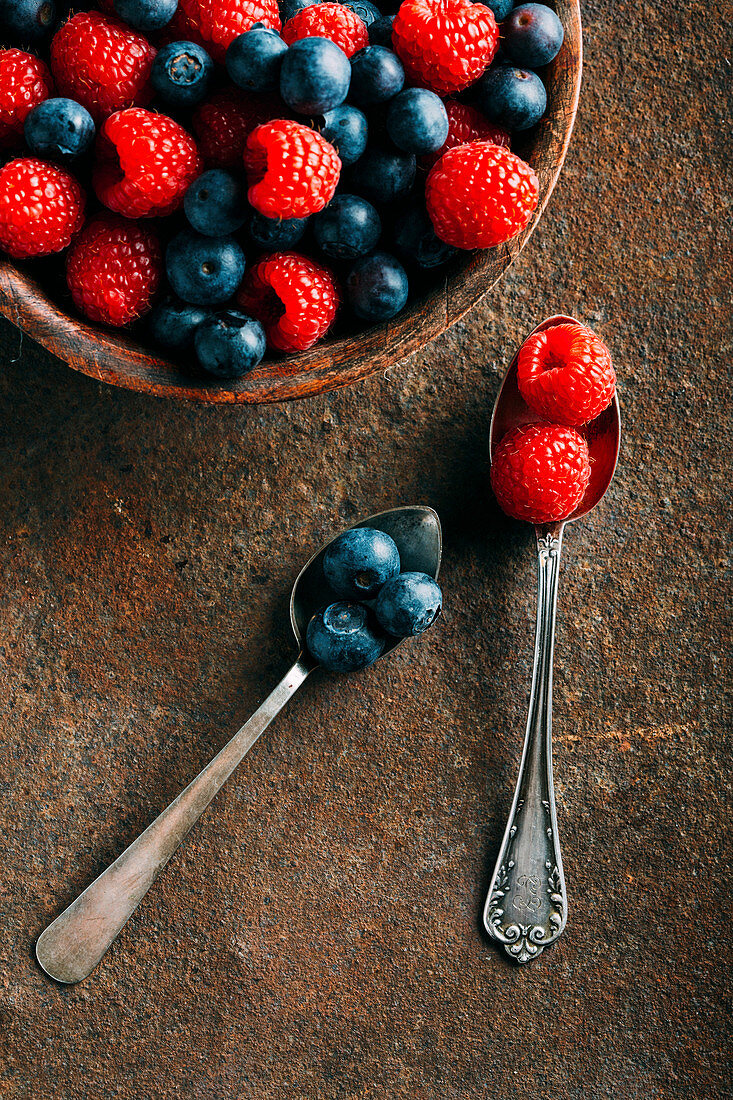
0;1;582;405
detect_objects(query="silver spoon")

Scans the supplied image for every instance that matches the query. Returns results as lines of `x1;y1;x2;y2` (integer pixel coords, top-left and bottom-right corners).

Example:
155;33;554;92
483;315;620;963
37;505;442;984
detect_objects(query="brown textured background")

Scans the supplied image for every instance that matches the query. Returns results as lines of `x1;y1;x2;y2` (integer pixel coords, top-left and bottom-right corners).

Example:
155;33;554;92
1;2;731;1097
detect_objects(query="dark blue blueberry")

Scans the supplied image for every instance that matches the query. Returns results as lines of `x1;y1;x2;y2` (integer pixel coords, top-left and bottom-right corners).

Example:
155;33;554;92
248;212;308;250
394;206;456;269
502;3;564;68
278;0;318;21
340;0;381;27
349;46;404;106
368;14;394;46
165;230;246;306
149;297;211;351
386;87;448;155
374;572;442;637
475;64;547;131
346;251;408;322
319;105;368;166
482;0;513;19
0;0;55;40
194;310;267;378
184;170;248;237
349;147;415;204
113;0;177;32
323;527;400;599
313;194;381;261
24;98;95;162
306;602;386;673
226;24;287;92
280;38;351;115
151;41;214;107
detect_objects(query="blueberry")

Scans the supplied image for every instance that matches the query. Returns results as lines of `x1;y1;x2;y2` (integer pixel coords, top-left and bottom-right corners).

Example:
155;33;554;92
151;41;214;107
279;0;318;21
323;527;400;599
374;572;442;637
482;0;513;19
280;38;351;115
306;602;386;673
184;170;248;237
394;206;456;269
313;194;381;260
349;46;404;106
319;105;368;165
347;251;408;321
368;14;394;46
248;212;308;250
24;98;95;162
194;310;267;378
349;147;415;204
166;230;246;306
340;0;381;27
226;24;288;92
149;297;211;351
475;65;547;131
502;3;564;68
113;0;177;32
386;87;448;155
0;0;56;40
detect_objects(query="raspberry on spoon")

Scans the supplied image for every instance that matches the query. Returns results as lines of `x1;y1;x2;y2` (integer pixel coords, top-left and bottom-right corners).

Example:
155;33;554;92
517;322;616;427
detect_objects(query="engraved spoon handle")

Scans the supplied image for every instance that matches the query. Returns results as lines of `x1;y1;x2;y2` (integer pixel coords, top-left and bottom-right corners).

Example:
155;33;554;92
36;656;315;984
483;524;568;963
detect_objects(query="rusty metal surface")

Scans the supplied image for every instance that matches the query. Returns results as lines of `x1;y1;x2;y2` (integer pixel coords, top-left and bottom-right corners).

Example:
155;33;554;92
0;1;730;1096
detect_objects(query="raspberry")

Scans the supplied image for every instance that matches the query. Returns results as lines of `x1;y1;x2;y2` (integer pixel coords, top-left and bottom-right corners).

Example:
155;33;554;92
491;424;591;524
66;214;161;327
0;50;53;150
245;119;341;219
282;4;369;57
421;99;510;168
192;89;274;168
392;0;498;95
0;158;85;259
93;108;203;218
237;252;339;351
426;141;538;249
166;0;281;63
49;12;156;123
517;323;616;427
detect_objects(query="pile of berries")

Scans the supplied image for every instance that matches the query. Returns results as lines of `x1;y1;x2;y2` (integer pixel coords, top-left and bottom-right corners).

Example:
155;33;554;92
0;0;564;380
491;321;616;524
307;525;442;671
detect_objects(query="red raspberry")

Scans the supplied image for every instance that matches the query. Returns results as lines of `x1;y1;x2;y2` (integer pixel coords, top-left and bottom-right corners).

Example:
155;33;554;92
245;120;341;219
282;4;368;57
0;50;54;150
166;0;281;62
421;99;509;168
192;89;274;168
237;252;339;352
50;12;156;123
0;158;85;259
517;323;616;427
66;214;161;327
93;108;202;218
392;0;498;95
426;141;538;249
491;424;591;524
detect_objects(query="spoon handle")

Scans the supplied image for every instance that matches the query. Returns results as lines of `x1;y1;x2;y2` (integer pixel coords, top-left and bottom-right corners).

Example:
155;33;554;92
36;656;314;984
483;525;568;963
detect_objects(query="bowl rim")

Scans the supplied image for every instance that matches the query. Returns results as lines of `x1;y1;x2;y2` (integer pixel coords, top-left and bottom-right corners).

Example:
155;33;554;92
0;0;582;406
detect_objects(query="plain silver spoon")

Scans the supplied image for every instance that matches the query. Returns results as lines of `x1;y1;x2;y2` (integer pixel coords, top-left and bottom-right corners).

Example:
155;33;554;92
36;505;442;984
483;315;621;963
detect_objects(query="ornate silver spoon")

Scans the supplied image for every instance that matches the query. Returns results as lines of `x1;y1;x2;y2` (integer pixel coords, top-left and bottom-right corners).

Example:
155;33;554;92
483;315;620;963
37;505;442;983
